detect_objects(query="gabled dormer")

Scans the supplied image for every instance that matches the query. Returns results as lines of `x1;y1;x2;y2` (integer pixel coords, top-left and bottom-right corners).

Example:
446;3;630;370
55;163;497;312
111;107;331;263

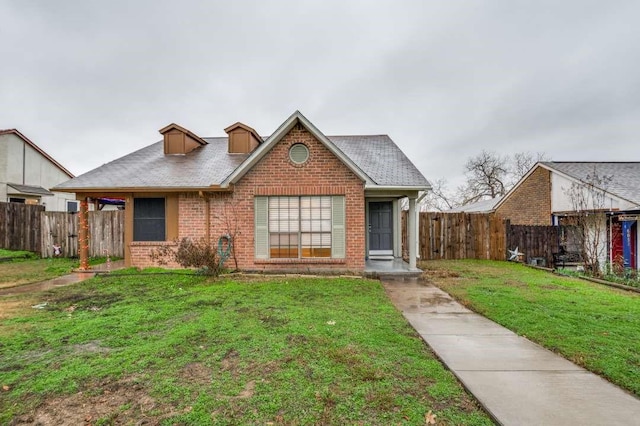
159;123;207;155
224;122;262;154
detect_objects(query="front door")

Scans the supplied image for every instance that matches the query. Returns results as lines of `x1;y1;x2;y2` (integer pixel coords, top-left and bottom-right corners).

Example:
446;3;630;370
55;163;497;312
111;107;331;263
369;201;393;256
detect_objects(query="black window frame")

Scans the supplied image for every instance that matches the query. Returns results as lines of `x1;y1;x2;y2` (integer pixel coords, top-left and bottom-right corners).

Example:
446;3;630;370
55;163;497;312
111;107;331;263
133;198;166;241
66;200;79;213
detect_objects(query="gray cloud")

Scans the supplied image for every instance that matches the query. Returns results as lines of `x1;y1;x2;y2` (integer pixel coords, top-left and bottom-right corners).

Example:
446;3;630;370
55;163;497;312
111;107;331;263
1;0;639;190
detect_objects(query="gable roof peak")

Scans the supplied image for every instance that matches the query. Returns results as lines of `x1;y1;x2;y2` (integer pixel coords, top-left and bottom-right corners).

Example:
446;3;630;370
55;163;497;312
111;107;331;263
222;110;374;186
0;128;74;178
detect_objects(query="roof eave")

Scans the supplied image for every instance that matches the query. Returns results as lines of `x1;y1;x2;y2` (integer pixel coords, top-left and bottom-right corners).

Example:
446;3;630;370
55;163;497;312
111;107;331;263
51;185;230;194
365;184;432;191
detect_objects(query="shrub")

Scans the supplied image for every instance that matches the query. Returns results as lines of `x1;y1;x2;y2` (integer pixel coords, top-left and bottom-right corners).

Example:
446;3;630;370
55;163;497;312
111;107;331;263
150;238;221;276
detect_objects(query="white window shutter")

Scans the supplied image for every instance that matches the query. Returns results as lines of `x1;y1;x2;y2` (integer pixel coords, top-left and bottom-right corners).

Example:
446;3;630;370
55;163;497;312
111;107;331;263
255;196;269;259
331;196;346;258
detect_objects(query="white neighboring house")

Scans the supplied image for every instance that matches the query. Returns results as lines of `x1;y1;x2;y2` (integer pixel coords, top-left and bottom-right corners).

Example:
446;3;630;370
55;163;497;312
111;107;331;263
0;129;77;211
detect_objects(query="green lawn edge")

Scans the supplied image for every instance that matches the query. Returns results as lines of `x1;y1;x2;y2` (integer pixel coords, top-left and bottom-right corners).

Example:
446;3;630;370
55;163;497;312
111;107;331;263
422;259;640;397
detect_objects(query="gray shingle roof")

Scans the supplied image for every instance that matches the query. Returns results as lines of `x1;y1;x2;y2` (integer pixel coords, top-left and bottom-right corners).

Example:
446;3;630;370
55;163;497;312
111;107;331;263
448;195;503;213
54;134;429;190
329;135;429;187
542;162;640;205
54;138;249;190
7;183;54;196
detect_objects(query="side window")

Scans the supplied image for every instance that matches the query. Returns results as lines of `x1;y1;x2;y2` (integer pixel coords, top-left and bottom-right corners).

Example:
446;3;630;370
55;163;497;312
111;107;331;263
66;201;79;212
133;198;166;241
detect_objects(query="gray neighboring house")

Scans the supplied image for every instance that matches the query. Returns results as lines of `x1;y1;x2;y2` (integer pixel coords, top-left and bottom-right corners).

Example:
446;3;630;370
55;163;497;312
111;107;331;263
0;129;76;211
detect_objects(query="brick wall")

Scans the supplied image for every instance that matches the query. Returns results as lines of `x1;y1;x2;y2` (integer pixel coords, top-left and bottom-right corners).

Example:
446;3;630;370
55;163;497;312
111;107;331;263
496;166;552;225
133;122;366;272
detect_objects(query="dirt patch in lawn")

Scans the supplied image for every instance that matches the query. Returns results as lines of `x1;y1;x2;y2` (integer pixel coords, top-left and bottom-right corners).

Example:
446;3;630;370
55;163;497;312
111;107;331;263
422;269;460;280
0;298;36;321
179;362;212;385
221;348;240;374
10;376;177;426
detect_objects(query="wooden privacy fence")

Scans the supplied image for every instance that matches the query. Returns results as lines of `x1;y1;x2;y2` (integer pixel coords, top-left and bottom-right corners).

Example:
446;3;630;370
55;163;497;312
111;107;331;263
414;212;506;260
41;210;124;258
0;202;124;258
0;202;44;252
506;223;561;267
403;211;568;266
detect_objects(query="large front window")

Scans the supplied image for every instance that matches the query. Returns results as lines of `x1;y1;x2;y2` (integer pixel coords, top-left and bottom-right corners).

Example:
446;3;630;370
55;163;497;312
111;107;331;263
269;196;332;258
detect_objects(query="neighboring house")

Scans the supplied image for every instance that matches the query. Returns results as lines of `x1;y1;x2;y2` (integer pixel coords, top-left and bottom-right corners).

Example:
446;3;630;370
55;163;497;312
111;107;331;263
53;111;430;272
447;195;503;213
0;129;76;211
494;161;640;269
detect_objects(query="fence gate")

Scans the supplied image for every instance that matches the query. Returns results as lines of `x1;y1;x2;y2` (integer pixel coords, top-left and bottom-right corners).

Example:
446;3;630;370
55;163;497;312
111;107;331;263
41;212;79;257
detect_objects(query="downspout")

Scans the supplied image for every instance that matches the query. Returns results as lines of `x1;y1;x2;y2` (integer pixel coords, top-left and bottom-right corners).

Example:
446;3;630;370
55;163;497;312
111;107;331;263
199;191;211;244
206;197;211;244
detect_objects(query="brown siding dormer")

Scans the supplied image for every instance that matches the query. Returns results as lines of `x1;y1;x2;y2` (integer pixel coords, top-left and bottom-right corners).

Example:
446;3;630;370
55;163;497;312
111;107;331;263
159;123;207;155
224;122;262;154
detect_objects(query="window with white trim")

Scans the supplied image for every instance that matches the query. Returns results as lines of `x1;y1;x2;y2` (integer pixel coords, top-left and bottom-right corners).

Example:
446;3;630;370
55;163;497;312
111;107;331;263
255;195;345;259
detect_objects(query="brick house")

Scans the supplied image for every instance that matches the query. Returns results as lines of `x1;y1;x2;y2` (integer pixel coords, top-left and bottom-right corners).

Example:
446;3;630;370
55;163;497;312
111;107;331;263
53;111;430;273
494;161;640;269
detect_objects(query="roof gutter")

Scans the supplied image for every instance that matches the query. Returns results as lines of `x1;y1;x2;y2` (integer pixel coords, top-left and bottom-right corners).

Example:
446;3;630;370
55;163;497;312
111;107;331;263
50;186;231;194
364;184;432;192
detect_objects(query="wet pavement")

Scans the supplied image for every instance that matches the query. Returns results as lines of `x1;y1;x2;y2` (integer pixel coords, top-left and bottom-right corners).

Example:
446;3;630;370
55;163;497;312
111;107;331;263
0;260;125;297
382;277;640;426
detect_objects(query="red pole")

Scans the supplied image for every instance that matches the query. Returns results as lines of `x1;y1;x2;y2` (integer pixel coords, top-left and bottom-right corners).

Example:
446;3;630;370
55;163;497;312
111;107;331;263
78;198;90;270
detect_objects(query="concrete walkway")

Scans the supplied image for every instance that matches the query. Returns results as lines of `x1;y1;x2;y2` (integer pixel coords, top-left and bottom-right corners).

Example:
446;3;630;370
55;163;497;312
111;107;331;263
382;277;640;426
0;260;126;297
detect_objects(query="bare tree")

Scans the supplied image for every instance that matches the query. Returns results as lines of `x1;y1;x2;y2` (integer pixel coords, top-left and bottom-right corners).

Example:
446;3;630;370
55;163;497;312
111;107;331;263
424;150;549;211
457;150;510;204
419;178;458;211
509;151;550;186
564;167;613;276
455;150;550;206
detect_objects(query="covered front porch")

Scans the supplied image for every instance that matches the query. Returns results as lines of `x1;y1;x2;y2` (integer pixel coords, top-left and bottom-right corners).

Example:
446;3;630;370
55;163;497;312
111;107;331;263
364;258;422;278
364;188;423;276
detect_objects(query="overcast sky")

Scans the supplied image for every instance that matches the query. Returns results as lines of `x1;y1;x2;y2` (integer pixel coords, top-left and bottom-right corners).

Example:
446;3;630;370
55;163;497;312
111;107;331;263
2;0;639;189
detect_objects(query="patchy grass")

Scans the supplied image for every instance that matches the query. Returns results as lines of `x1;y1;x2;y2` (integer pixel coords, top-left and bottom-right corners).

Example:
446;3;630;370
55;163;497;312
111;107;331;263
0;249;38;260
421;259;640;397
0;273;492;425
0;252;110;289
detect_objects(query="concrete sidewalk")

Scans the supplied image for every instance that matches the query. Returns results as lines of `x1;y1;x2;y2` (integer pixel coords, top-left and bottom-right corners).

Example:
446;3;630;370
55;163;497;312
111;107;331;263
382;277;640;426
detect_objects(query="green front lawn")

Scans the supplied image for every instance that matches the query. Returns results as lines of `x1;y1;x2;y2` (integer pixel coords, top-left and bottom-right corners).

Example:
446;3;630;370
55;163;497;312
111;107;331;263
0;273;491;425
422;259;640;397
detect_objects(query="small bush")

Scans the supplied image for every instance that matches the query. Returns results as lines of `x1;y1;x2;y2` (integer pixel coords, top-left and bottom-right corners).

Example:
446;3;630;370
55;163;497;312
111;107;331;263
150;238;221;276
